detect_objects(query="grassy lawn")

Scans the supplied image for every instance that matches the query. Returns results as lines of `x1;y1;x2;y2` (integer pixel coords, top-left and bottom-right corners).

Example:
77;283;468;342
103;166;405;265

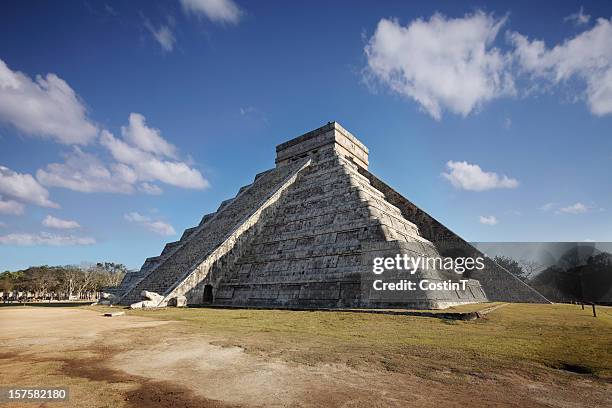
89;303;612;380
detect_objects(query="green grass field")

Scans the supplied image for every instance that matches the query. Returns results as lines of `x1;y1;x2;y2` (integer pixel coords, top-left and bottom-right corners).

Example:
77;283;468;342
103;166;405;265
91;303;612;380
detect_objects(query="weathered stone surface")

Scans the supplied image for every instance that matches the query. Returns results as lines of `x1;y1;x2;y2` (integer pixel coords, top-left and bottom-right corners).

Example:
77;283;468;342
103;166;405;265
116;122;547;309
98;292;118;305
129;291;165;309
141;290;163;304
129;301;144;309
168;295;187;307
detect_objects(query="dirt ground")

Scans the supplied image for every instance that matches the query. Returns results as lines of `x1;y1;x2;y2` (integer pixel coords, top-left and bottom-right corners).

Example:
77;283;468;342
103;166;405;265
0;307;610;407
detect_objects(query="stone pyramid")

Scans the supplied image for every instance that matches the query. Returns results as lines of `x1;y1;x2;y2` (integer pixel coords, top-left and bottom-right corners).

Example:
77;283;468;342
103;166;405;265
116;122;548;309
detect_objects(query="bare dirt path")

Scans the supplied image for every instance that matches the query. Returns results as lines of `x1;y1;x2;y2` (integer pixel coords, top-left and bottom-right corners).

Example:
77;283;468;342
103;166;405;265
0;307;610;407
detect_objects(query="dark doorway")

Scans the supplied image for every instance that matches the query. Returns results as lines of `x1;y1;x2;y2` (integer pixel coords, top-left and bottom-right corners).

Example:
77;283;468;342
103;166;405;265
202;284;213;304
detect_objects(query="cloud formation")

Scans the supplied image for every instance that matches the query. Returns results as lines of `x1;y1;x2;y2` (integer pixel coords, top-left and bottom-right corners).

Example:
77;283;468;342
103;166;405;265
180;0;242;24
364;12;514;120
138;182;163;195
0;165;58;208
557;202;588;214
510;17;612;116
37;113;208;194
479;215;498;225
145;22;176;52
124;212;176;236
0;198;24;215
564;7;590;26
364;10;612;118
101;129;207;190
42;215;80;229
0;232;95;246
0;58;98;144
121;113;178;158
442;161;519;191
36;148;136;193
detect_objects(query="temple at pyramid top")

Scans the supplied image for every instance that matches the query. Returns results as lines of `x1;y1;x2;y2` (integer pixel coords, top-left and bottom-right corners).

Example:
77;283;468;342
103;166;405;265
276;121;369;170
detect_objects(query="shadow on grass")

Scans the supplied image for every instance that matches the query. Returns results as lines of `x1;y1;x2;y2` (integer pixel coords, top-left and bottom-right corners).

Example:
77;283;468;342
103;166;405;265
556;362;596;375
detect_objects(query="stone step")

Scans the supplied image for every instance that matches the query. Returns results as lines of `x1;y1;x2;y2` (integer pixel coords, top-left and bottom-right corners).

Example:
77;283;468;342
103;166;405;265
199;213;215;226
180;227;198;241
160;241;181;257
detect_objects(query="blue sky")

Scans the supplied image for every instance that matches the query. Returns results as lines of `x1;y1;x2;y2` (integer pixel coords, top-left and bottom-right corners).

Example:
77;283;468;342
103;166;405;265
0;0;611;271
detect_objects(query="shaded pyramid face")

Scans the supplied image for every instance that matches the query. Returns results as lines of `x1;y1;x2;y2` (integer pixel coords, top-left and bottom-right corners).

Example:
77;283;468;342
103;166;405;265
117;122;547;309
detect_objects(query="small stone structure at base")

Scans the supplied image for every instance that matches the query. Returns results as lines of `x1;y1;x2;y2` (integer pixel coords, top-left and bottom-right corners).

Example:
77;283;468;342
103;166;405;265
112;122;548;309
98;292;118;305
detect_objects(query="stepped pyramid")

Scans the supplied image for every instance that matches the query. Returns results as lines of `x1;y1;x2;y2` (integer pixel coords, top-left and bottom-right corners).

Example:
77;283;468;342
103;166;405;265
116;122;548;309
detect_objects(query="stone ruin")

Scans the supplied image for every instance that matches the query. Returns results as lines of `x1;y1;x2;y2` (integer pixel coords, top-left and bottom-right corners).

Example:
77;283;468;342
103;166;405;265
114;122;548;309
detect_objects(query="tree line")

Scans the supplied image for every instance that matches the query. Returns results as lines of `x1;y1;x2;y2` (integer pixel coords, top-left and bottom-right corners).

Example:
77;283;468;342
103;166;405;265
0;262;127;302
493;256;543;281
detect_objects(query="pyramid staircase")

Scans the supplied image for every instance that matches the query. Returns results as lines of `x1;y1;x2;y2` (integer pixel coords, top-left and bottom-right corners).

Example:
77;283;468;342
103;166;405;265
118;159;310;305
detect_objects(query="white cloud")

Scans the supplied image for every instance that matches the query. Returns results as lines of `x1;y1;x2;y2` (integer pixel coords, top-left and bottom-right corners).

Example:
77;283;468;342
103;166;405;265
0;165;58;208
0;198;24;215
145;22;176;52
442;161;519;191
138;182;163;195
36;148;136;193
510;18;612;116
363;11;612;119
124;212;176;236
564;7;590;26
364;12;514;120
101;127;208;190
42;215;80;229
557;202;588;214
0;58;98;144
0;232;95;246
37;113;208;193
181;0;242;24
121;113;177;158
479;215;498;225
